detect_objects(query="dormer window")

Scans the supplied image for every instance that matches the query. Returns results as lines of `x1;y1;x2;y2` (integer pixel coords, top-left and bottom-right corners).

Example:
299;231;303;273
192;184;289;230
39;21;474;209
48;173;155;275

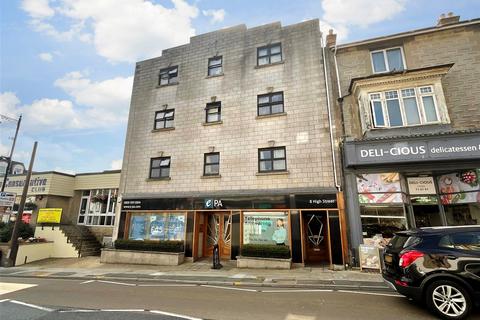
369;86;440;128
370;47;405;73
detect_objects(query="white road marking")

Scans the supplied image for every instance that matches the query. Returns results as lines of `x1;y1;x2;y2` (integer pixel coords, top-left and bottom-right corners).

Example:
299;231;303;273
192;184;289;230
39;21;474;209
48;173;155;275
101;309;146;312
9;299;54;312
150;309;203;320
201;284;258;292
0;298;11;302
337;290;403;297
80;280;95;284
285;314;316;320
59;309;98;313
138;284;197;287
0;282;37;295
96;280;136;286
262;289;334;293
150;272;166;276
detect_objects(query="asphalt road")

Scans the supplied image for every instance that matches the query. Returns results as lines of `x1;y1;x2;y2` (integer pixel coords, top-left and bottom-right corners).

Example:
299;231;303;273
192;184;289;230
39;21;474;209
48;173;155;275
1;277;479;320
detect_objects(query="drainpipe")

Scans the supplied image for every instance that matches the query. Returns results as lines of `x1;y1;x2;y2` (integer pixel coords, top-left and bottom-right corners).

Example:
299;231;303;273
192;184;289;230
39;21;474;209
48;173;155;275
322;38;341;191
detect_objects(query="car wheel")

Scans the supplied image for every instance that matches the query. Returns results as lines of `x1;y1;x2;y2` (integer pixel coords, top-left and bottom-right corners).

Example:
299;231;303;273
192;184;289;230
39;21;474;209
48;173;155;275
426;280;471;320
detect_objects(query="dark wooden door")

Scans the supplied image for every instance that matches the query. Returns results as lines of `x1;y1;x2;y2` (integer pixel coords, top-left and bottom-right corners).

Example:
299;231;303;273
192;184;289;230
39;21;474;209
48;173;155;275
204;212;231;259
303;213;330;264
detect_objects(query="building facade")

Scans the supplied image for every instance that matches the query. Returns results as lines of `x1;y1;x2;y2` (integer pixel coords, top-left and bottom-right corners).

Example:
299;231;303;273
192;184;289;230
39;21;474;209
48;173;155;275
116;20;347;266
1;170;120;242
327;14;480;261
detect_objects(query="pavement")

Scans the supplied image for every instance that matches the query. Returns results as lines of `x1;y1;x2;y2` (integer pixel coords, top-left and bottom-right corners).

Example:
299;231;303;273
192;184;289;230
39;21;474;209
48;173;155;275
0;257;387;291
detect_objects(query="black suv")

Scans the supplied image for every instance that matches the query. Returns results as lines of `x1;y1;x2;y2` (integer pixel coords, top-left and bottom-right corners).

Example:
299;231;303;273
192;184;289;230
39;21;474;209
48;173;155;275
382;226;480;319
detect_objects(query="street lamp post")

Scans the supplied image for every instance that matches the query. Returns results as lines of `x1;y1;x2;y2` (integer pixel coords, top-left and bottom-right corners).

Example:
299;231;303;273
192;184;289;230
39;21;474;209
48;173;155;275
1;114;22;192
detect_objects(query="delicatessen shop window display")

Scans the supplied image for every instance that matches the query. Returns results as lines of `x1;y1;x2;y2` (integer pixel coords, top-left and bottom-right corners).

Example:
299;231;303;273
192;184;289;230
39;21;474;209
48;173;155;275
128;213;186;241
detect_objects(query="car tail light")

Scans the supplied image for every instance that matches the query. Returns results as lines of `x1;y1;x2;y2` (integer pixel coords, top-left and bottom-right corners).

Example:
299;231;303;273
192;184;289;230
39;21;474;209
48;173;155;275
399;250;424;268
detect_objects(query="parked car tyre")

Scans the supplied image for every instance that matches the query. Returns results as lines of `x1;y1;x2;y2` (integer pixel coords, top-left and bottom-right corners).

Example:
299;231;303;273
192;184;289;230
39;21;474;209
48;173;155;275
426;280;471;320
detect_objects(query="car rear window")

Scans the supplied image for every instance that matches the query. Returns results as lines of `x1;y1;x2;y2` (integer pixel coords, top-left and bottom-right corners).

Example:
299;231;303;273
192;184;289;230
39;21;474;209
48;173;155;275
439;232;480;252
388;234;421;249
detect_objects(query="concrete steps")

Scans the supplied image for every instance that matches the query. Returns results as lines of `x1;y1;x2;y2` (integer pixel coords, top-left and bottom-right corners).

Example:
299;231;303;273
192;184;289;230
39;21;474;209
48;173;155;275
59;225;102;257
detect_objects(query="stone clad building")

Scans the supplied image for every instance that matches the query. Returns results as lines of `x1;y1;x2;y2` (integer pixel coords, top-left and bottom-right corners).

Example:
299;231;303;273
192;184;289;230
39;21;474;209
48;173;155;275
116;20;348;266
326;13;480;261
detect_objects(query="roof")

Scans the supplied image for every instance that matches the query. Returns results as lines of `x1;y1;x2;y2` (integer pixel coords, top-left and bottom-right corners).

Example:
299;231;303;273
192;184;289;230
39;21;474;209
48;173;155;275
347;63;454;94
335;18;480;50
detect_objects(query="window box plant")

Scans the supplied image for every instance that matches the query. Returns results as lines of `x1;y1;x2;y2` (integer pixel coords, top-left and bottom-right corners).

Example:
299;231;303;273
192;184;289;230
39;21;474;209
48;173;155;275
236;244;292;269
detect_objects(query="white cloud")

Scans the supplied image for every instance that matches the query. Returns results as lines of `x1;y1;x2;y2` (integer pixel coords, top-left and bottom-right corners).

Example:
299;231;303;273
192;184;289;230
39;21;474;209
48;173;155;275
203;9;225;24
1;72;133;132
110;159;123;170
39;52;53;62
21;0;199;63
21;0;54;19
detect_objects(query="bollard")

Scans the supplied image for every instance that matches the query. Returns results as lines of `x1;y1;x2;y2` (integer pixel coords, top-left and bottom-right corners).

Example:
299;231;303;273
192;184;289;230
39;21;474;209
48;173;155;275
212;243;223;269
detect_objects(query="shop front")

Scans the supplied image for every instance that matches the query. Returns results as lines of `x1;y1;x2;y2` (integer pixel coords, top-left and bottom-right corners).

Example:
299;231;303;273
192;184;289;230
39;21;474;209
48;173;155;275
118;192;347;267
343;131;480;254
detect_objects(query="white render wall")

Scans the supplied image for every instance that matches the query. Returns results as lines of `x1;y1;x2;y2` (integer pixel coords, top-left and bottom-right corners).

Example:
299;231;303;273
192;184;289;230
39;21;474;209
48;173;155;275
120;20;335;197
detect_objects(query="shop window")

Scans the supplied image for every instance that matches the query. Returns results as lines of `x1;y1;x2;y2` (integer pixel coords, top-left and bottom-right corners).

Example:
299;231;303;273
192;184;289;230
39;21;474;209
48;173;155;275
370;47;405;73
159;66;178;85
444;203;480;226
128;213;185;241
243;211;289;246
369;86;440;129
257;92;284;116
258;147;287;172
257;43;282;66
208;56;222;76
360;206;407;244
77;189;117;226
203;152;220;176
150;157;171;178
154;109;175;129
357;173;405;204
205;102;221;123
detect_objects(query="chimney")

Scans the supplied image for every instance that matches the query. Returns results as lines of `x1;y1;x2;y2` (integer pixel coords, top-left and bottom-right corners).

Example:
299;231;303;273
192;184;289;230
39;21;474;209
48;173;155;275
437;12;460;27
326;29;337;48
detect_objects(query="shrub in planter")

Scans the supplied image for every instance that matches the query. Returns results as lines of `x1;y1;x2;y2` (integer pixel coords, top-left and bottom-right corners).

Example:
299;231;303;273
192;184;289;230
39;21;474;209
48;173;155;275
240;244;291;259
0;222;34;243
114;239;184;252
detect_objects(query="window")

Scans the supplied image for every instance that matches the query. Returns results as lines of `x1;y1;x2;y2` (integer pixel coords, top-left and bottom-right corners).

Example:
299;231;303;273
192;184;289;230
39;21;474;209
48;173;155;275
154;109;175;129
257;92;284;116
204;152;220;176
439;232;480;251
243;212;290;246
129;213;185;241
360;206;407;241
159;66;178;85
369;86;440;128
258;147;286;172
150;157;171;178
370;47;405;73
77;189;117;226
208;56;222;76
257;43;282;66
205;102;221;123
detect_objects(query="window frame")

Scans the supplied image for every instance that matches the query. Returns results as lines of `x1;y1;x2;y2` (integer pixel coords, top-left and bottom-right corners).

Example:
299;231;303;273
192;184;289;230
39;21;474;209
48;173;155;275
158;66;178;85
149;156;171;179
369;86;441;129
258;147;287;173
370;47;406;74
154;109;175;129
203;152;220;176
77;189;117;227
257;91;284;116
205;102;221;123
207;56;223;76
257;43;282;66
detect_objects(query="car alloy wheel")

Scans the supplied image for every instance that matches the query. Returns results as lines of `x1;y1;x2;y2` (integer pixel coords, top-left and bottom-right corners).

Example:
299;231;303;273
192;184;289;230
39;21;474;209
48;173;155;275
426;280;471;320
432;285;466;317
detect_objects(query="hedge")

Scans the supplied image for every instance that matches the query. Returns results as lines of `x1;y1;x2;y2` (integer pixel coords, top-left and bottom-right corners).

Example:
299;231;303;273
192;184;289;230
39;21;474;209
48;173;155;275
0;222;34;243
114;239;184;252
240;244;291;259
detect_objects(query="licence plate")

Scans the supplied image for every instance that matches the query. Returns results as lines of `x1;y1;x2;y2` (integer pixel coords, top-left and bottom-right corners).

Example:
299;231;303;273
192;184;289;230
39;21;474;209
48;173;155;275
385;255;393;263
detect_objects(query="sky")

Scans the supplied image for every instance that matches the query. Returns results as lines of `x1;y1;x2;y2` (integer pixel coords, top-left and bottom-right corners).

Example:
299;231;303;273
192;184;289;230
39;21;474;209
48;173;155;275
1;0;479;174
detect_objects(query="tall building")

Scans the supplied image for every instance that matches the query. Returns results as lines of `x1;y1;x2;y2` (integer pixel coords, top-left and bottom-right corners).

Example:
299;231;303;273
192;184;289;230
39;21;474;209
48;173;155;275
115;20;347;265
326;13;480;261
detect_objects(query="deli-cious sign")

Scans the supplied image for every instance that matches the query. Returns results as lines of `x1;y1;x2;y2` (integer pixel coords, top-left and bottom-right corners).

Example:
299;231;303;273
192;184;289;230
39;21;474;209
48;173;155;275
344;133;480;166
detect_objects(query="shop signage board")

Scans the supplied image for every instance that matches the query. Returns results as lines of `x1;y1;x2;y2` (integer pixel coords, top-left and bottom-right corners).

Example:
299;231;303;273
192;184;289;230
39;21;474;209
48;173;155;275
0;192;16;207
407;177;436;195
359;244;382;271
37;208;62;223
204;199;223;209
344;133;480;167
295;194;337;208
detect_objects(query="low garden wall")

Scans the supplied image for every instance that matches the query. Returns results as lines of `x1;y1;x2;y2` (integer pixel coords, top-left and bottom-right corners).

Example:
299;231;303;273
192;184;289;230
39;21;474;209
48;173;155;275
236;256;291;269
101;248;184;266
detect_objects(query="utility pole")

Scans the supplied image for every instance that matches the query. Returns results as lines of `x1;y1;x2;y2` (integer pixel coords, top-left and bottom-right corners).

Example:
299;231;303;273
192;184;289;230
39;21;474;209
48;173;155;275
1;114;22;192
5;141;37;267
